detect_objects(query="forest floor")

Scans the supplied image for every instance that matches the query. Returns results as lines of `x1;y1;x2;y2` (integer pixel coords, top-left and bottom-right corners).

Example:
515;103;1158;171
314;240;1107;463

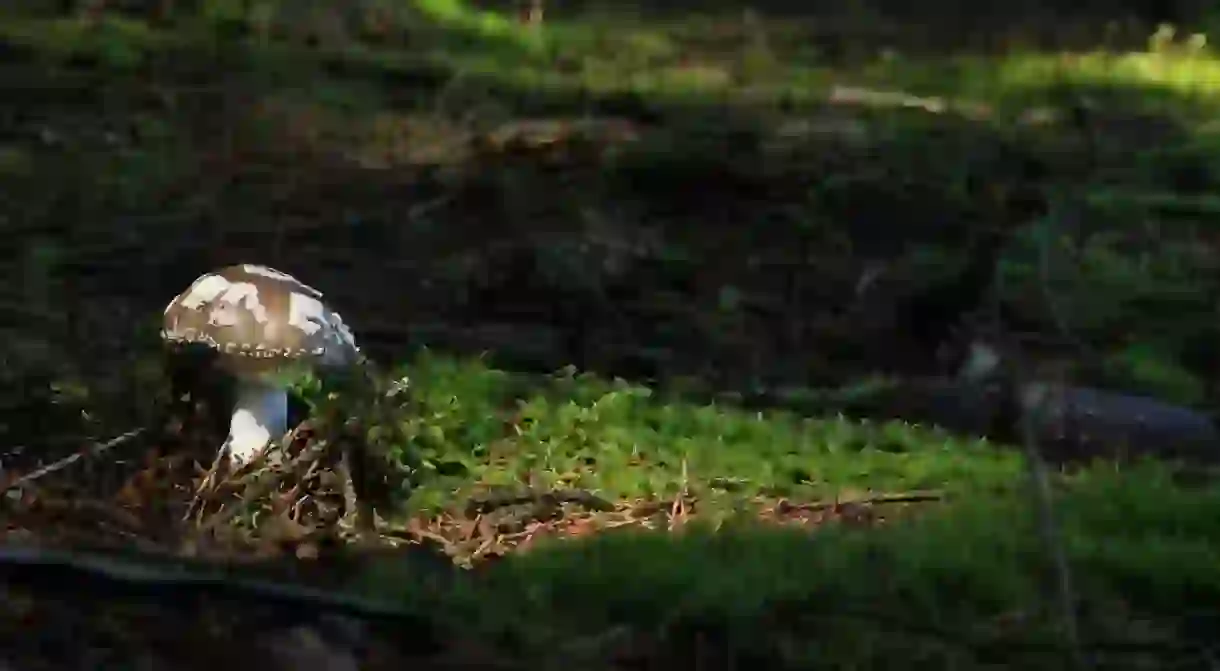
1;3;1220;669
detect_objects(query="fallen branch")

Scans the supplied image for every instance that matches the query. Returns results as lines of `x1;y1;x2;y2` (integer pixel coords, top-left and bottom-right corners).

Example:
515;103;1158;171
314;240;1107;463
2;427;146;494
777;490;945;513
0;543;439;628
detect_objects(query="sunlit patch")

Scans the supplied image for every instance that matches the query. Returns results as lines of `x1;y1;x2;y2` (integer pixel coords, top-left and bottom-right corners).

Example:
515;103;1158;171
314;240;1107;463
217;282;270;324
288;292;327;335
174;274;230;311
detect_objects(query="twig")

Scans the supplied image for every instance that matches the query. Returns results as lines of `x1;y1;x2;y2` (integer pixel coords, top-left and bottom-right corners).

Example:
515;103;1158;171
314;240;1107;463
290;458;325;522
779;491;946;512
196;438;329;534
1;428;146;494
986;70;1093;670
668;458;689;531
183;447;227;524
1007;344;1086;668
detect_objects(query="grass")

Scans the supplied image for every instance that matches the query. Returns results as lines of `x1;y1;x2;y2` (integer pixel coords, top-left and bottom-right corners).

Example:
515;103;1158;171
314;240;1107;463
6;4;1220;113
352;354;1022;517
289;353;1220;668
2;1;1220;667
350;454;1220;669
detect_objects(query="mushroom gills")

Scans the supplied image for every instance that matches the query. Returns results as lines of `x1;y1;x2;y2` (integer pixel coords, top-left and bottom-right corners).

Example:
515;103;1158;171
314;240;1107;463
225;379;290;463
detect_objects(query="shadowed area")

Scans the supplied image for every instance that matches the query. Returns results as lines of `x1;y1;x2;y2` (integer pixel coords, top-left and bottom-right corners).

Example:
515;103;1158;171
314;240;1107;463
2;1;1220;668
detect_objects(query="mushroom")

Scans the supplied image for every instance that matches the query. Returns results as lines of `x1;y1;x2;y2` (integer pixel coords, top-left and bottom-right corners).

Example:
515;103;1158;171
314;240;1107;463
161;264;361;464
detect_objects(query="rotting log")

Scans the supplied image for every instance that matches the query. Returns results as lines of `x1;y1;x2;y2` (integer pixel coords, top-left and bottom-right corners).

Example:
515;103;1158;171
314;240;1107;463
862;378;1220;463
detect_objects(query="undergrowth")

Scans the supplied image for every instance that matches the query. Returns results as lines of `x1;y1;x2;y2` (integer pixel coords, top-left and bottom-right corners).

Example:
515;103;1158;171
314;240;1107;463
286;353;1220;669
3;2;1220;400
304;353;1023;516
355;462;1220;670
2;1;1220;668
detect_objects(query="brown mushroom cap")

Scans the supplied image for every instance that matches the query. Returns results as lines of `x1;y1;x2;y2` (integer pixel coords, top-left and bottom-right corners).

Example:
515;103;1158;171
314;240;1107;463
161;264;360;384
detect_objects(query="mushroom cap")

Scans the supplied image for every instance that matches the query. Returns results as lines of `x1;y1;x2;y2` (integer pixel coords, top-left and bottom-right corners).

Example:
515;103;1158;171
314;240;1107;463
161;264;360;384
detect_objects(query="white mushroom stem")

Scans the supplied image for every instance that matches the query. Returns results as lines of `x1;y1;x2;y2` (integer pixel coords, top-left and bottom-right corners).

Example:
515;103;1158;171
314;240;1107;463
225;380;289;464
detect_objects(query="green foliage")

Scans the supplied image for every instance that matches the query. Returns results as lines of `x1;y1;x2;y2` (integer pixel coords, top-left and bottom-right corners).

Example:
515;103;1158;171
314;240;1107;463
1000;222;1216;398
354;355;1023;515
200;0;249;34
19;16;159;69
345;463;1220;670
1104;342;1207;405
3;3;1217;412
